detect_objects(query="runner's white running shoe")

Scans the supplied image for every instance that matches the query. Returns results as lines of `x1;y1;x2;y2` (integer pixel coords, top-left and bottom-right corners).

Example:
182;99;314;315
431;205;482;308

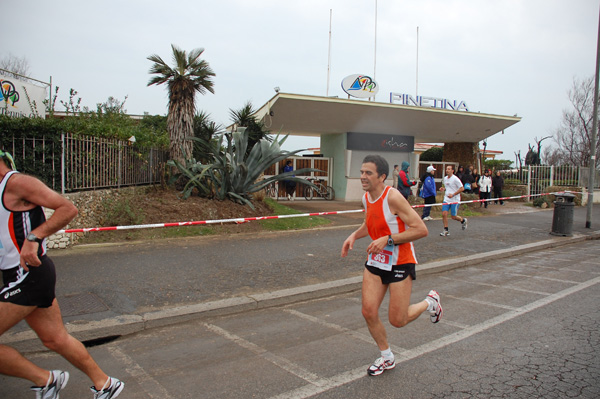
462;218;468;230
31;370;69;399
427;290;443;323
367;357;396;376
90;377;124;399
440;230;449;236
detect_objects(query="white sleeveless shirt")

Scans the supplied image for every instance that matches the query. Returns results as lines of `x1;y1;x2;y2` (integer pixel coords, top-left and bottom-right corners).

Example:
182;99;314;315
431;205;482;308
0;171;47;270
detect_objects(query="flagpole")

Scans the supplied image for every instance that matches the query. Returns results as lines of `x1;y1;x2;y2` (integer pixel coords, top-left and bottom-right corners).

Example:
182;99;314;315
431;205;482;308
416;26;419;97
373;0;378;101
326;9;332;97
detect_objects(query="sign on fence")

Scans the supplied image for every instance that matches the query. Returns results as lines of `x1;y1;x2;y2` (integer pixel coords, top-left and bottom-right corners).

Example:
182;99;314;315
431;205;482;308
0;74;47;118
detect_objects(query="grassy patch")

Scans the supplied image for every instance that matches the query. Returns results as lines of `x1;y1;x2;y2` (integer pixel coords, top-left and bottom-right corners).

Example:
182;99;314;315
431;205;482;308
258;198;331;230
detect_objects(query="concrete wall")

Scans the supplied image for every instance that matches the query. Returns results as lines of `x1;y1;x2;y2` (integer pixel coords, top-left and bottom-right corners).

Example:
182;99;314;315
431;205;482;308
581;188;600;205
321;134;347;200
45;187;139;249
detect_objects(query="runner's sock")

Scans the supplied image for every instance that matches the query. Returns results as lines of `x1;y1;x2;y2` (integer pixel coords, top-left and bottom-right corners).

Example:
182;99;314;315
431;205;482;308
425;296;435;311
381;348;394;361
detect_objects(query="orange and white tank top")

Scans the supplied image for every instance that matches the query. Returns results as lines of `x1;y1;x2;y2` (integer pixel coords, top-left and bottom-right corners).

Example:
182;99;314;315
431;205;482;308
363;186;417;270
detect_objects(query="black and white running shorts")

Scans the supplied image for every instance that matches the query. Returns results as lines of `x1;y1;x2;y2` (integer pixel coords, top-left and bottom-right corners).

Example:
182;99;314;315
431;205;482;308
365;262;416;285
1;255;56;308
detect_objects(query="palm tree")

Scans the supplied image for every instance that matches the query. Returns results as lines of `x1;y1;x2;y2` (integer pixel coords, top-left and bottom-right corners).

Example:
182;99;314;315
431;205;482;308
147;44;215;165
229;101;271;155
193;111;222;163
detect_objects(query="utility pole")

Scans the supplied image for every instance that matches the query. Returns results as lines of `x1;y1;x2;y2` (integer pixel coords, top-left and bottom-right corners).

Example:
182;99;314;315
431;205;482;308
586;5;600;229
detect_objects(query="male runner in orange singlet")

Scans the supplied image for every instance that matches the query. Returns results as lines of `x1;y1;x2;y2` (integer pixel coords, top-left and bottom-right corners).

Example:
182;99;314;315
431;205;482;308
341;155;443;376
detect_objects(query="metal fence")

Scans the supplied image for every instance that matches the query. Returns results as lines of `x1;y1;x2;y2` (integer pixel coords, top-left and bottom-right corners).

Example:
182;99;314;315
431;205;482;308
501;165;599;196
263;156;331;199
63;134;168;192
3;133;168;193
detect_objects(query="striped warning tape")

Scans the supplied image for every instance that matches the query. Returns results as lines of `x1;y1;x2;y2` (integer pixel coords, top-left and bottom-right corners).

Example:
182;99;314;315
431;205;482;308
56;191;578;234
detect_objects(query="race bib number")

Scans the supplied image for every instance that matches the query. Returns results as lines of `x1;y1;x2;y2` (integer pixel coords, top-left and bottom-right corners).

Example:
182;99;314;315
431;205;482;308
367;244;395;271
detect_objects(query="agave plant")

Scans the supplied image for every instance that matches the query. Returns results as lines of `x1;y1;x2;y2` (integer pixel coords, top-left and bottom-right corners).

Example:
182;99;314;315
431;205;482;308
168;128;319;208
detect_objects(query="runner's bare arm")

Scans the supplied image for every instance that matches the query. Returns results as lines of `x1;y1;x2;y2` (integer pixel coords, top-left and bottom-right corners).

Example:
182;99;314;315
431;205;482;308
7;174;78;269
366;189;428;255
341;221;369;257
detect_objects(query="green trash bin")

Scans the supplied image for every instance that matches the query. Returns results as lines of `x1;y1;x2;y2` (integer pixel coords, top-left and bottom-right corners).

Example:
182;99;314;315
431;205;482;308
550;193;575;236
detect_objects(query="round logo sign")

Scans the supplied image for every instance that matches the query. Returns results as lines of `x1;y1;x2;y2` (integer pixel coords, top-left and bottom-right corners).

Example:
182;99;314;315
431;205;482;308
341;74;379;98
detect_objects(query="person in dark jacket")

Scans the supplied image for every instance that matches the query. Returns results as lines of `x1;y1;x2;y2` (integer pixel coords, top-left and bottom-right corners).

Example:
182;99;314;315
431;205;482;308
419;165;437;220
461;168;474;194
471;168;480;195
397;161;417;199
492;170;505;205
283;160;296;200
455;165;465;182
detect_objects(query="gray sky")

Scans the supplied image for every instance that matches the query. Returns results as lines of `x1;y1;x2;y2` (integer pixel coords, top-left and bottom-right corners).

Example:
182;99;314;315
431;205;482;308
4;0;598;164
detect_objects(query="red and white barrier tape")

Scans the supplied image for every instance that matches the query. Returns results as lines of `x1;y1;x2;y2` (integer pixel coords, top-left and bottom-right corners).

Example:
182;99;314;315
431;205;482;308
411;191;578;209
56;191;578;234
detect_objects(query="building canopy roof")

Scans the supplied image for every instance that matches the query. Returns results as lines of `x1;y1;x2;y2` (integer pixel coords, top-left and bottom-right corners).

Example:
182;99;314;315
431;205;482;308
253;93;521;144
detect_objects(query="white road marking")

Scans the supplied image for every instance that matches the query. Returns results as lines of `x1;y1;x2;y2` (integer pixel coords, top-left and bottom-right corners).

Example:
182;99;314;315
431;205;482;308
202;322;325;387
107;345;174;399
283;308;406;353
439;275;551;295
265;276;600;399
445;294;519;311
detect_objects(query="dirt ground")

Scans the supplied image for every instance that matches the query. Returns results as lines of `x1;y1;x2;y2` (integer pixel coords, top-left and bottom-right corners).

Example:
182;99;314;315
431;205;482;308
78;187;277;244
138;187;273;224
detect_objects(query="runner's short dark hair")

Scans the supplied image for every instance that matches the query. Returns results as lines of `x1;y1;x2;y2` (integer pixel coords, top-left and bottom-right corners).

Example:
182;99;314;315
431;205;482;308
362;155;389;180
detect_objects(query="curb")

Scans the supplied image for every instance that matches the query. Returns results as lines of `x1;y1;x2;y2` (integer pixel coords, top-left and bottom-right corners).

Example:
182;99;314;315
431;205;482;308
4;231;600;354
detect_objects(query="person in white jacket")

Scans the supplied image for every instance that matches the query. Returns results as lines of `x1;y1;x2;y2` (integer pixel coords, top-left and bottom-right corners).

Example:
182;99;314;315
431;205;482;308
478;169;492;208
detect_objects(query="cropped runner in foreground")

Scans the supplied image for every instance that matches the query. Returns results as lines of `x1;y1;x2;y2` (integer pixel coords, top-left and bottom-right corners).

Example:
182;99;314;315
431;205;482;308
341;155;443;376
0;150;124;399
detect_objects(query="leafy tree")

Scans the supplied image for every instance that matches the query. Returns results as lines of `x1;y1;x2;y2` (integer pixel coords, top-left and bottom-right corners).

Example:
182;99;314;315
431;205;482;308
147;45;216;165
483;159;512;171
549;75;600;167
420;146;443;162
96;95;128;115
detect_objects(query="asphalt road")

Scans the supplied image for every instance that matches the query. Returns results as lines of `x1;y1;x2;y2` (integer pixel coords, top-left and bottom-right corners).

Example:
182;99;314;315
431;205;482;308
1;238;598;398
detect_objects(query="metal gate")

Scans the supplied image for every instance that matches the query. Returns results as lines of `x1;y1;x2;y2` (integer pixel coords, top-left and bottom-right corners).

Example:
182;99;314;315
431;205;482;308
263;156;332;199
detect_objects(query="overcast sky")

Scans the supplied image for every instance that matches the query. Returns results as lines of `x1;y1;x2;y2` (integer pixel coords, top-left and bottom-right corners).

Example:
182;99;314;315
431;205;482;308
4;0;599;164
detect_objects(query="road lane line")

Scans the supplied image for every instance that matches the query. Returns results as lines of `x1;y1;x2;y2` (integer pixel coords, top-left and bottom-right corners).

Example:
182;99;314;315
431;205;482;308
107;345;174;399
283;308;406;354
203;322;325;387
266;276;600;399
444;295;519;311
439;276;551;295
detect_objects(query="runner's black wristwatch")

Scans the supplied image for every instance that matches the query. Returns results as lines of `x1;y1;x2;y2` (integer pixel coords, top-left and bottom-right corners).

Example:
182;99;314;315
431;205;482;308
26;233;43;244
387;235;394;246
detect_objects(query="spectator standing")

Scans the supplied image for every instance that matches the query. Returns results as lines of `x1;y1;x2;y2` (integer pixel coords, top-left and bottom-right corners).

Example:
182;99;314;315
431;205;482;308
419;166;437;221
471;168;480;195
397;161;417;199
492;170;505;205
461;168;474;194
455;165;465;182
283;160;296;200
392;165;400;190
478;169;492;208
